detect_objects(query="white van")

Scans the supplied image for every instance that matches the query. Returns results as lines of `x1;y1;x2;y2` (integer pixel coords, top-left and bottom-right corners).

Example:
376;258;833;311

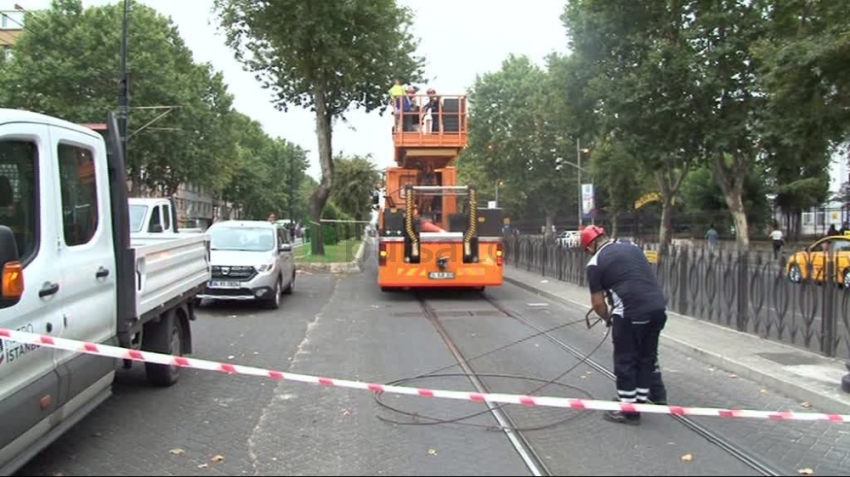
0;110;211;474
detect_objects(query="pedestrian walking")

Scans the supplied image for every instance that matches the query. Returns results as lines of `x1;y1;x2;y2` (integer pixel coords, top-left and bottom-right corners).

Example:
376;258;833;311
582;225;668;425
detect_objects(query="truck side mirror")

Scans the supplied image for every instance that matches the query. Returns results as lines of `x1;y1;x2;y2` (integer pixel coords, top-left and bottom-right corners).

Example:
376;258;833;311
0;225;24;309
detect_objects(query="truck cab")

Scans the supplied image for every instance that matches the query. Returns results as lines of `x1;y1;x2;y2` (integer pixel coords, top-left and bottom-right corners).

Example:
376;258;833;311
130;197;178;234
0;109;211;475
129;197;203;237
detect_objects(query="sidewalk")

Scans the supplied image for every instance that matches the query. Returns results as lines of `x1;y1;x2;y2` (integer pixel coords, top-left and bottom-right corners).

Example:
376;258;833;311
504;265;850;415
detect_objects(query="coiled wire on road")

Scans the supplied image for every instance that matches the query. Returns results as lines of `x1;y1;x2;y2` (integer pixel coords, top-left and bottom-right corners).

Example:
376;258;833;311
373;306;609;432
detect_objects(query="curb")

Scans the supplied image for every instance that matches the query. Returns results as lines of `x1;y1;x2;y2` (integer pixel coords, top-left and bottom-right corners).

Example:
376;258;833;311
504;275;850;415
296;238;367;275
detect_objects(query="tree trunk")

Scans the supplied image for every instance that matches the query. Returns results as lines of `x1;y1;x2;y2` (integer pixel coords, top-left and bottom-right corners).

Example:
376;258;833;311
610;212;619;238
129;166;143;196
309;88;335;255
725;192;749;250
655;170;676;255
659;196;674;255
713;153;750;250
544;213;556;241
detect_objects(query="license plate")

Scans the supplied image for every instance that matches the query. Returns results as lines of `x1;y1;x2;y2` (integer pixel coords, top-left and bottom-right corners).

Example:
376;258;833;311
209;280;241;289
428;272;455;280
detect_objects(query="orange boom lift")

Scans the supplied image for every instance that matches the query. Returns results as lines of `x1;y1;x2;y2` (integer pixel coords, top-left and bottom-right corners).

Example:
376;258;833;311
376;93;504;291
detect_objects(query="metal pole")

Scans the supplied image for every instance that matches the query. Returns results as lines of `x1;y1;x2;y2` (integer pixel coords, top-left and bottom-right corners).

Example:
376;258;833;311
577;138;582;228
289;150;295;222
495;181;499;206
117;0;130;160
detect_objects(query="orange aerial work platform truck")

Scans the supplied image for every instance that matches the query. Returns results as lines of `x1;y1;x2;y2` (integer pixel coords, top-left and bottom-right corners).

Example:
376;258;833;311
376;93;505;291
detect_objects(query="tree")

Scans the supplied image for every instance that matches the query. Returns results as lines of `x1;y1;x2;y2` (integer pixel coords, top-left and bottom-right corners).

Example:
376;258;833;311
680;0;773;249
563;0;703;251
679;163;772;237
589;137;650;237
223;112;309;220
0;0;236;196
753;0;849;238
330;154;381;223
214;0;425;254
465;55;578;238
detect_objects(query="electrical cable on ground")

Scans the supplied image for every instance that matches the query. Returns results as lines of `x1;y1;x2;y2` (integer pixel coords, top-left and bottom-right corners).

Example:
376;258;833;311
374;306;611;432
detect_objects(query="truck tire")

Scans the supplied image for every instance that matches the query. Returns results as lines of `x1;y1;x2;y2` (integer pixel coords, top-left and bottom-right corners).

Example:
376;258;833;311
144;313;184;387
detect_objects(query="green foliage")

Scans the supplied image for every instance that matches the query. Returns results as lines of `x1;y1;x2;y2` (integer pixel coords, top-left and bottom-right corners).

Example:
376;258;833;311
0;0;315;224
589;139;648;217
464;54;578;226
214;0;425;254
558;0;849;246
679;163;772;235
0;0;237;195
222;113;309;220
330;154;381;221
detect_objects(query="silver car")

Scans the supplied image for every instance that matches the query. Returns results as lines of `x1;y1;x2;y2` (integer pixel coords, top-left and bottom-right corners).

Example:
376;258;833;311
198;221;296;309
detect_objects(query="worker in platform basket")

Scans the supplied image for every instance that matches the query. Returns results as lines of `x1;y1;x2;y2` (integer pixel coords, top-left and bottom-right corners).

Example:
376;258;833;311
582;225;668;425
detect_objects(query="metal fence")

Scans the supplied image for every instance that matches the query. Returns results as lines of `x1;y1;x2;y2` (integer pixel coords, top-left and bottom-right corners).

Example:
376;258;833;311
504;236;850;359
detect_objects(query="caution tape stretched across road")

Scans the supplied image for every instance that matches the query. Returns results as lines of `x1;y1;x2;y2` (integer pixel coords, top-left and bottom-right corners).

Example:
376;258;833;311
1;327;848;423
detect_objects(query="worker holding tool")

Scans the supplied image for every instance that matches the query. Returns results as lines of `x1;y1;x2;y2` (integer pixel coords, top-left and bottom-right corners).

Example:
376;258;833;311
582;226;668;425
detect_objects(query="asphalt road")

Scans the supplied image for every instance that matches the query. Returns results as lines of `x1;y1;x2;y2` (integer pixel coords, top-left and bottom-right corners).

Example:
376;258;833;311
16;254;850;476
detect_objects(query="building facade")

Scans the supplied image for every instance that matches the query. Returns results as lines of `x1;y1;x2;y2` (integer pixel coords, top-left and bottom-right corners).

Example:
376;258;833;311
0;8;23;61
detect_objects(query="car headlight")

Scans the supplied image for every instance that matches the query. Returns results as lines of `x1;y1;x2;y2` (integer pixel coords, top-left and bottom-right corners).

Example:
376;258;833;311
258;260;276;273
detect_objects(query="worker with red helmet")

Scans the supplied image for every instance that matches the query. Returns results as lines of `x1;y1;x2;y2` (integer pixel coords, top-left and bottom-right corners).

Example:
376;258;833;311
581;225;668;425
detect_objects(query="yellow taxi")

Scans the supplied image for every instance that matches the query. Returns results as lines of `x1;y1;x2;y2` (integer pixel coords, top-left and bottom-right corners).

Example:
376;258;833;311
786;234;850;287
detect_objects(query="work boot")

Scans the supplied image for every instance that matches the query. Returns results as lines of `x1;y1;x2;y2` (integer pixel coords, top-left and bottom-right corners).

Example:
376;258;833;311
604;410;641;425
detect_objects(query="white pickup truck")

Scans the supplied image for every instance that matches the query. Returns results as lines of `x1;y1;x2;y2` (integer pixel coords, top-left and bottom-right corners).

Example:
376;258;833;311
129;197;204;236
0;109;211;474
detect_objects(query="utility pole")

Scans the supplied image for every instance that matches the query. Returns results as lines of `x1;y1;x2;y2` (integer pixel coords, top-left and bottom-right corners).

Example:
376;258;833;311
117;0;130;158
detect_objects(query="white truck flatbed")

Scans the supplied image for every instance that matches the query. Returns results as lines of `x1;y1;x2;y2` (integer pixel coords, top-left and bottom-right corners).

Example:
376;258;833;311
131;234;210;320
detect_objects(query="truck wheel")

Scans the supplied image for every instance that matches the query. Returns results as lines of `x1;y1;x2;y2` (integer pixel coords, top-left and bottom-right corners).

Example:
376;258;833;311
264;278;282;309
144;314;184;387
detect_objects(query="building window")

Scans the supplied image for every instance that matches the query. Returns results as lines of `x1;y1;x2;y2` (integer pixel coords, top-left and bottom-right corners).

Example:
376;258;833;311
2;46;12;62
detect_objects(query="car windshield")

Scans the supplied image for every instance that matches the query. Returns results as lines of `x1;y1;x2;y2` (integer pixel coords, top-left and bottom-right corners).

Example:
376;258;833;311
129;205;147;233
210;227;276;252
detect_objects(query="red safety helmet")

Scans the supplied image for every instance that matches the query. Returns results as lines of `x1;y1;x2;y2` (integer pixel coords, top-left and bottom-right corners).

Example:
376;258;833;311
580;225;607;250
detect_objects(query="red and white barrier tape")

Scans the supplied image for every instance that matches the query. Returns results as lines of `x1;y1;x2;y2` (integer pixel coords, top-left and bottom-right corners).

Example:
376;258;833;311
1;327;847;423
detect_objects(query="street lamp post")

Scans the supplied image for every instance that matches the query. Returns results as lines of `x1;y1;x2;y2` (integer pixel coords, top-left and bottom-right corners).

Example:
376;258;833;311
495;180;504;207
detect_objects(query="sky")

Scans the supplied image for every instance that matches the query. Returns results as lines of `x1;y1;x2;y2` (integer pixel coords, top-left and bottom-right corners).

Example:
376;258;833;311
2;0;571;181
